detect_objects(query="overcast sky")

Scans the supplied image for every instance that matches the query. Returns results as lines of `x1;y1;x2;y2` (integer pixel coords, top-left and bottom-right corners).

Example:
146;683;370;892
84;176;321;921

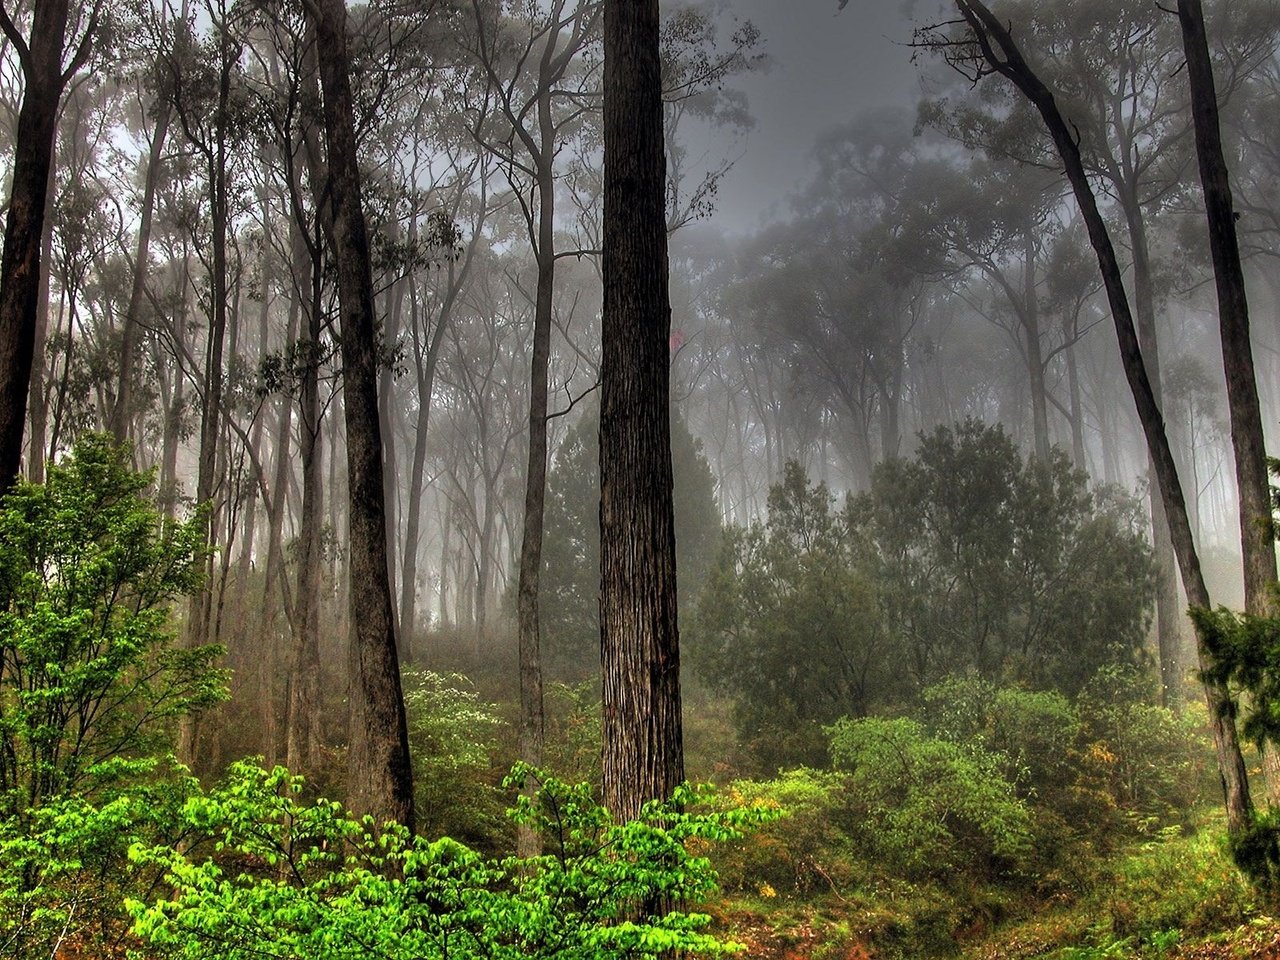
701;0;933;234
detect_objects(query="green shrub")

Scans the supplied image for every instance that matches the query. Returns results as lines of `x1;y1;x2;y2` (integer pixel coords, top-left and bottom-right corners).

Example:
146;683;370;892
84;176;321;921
403;669;508;846
543;680;604;788
0;435;226;957
129;761;778;960
0;771;199;956
919;677;1081;801
827;716;1032;882
1077;666;1208;826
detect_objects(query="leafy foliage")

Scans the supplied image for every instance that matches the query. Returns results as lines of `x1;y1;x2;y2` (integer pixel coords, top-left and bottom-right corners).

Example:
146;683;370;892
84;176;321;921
0;434;226;812
129;761;778;960
0;435;226;956
856;421;1156;694
1194;603;1280;750
688;462;890;769
0;774;200;957
712;769;855;897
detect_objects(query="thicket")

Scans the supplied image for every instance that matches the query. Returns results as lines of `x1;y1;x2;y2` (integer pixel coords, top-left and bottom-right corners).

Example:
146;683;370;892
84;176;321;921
688;421;1157;770
706;674;1214;958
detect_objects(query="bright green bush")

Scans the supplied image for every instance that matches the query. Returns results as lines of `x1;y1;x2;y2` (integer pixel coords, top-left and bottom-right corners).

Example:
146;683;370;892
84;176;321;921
0;434;225;815
0;771;199;956
129;761;778;960
0;435;226;957
827;716;1032;882
919;677;1081;799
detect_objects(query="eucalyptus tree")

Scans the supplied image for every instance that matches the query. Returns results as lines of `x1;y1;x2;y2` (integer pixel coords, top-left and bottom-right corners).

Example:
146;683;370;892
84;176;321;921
112;0;191;446
0;0;102;490
151;0;253;676
460;0;602;828
1175;0;1277;626
918;0;1278;711
600;0;683;822
305;0;414;831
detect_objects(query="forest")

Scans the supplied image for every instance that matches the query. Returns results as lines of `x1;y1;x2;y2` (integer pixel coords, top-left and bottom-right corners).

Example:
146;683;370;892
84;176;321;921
2;0;1280;957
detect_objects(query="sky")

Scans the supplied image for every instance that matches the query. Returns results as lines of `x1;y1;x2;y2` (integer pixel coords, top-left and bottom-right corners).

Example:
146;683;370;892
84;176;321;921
702;0;932;234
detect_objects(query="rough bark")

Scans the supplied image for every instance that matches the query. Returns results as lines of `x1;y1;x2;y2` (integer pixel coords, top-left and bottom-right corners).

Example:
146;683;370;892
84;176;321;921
600;0;684;823
308;0;415;831
952;0;1252;833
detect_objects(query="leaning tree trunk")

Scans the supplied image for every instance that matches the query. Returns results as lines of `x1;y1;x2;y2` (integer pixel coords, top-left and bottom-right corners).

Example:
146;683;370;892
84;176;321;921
1117;182;1183;712
1177;0;1280;798
952;0;1253;833
600;0;685;824
308;0;415;832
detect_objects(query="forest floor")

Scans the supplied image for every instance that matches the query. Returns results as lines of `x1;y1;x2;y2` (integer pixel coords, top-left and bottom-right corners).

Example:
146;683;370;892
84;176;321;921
717;906;1280;960
710;810;1280;960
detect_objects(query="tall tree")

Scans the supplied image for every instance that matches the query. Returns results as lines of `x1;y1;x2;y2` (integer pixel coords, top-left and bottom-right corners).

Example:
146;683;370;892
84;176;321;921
600;0;684;822
922;0;1254;833
306;0;414;830
1176;0;1276;617
0;0;100;489
464;0;601;850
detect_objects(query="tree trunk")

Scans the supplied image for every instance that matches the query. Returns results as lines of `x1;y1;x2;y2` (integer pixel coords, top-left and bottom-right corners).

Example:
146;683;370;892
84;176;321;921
1177;0;1279;799
1064;340;1086;471
1117;183;1183;712
112;95;172;443
379;228;405;646
401;231;472;660
952;0;1252;833
1022;226;1050;462
309;0;415;831
287;224;323;780
0;0;83;491
600;0;685;823
515;171;554;856
1177;0;1277;611
26;157;55;483
259;290;298;769
179;30;233;764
